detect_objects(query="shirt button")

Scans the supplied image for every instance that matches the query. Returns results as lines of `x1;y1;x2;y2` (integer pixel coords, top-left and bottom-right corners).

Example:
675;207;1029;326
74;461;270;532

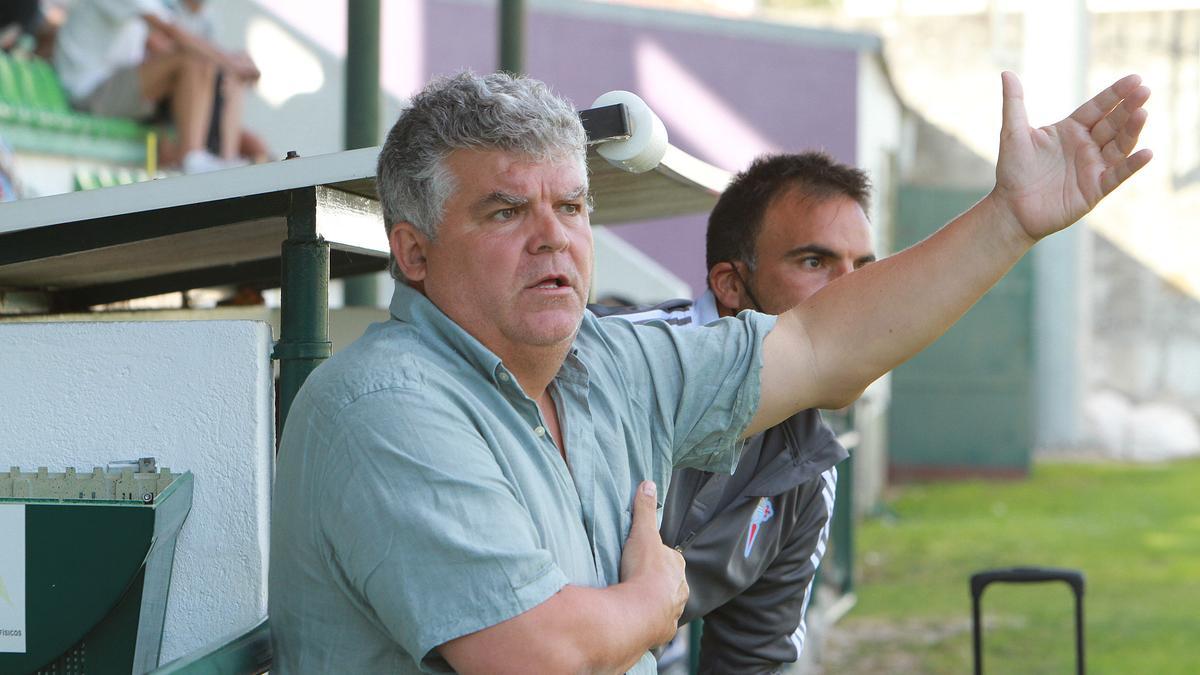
533;426;546;438
498;372;510;382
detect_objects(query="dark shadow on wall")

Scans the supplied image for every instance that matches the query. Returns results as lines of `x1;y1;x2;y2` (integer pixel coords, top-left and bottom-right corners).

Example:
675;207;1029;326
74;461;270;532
889;113;1033;481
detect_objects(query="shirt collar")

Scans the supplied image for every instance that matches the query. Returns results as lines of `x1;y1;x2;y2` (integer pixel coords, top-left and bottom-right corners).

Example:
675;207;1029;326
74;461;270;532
388;280;590;390
388;280;503;380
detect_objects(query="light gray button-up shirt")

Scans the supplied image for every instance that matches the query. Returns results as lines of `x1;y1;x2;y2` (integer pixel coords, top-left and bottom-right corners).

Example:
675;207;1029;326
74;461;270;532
270;282;775;673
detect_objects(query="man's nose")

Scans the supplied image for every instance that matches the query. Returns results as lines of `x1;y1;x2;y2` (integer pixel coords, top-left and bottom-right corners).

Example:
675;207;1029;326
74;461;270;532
830;259;855;279
527;206;570;253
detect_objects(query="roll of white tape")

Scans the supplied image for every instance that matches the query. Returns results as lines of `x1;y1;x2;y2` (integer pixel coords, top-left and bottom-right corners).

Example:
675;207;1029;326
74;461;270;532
590;90;669;174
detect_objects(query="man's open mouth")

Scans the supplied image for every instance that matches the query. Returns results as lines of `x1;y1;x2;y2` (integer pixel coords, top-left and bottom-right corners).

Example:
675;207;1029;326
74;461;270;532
531;275;570;289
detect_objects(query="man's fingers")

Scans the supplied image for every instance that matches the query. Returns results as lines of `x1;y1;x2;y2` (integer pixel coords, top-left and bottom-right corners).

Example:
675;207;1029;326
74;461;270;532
1100;107;1148;165
1071;74;1142;128
1117;106;1149;155
629;480;658;538
1100;148;1153;196
1000;71;1028;138
1091;85;1150;148
1088;93;1131;148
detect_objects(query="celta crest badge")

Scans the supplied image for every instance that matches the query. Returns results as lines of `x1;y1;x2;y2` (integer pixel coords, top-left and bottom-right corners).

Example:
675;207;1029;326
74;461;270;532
743;497;774;558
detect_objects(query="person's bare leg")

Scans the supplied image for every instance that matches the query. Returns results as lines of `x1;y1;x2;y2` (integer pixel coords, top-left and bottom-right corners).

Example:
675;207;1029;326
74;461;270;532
239;129;271;164
140;52;215;154
155;125;181;167
219;75;246;160
171;55;216;154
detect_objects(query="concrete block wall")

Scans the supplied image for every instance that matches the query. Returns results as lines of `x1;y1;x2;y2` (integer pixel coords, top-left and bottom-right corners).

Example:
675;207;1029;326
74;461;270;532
0;320;274;663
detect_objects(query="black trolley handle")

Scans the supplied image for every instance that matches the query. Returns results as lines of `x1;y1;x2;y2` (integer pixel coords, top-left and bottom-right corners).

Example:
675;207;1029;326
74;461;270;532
970;566;1086;675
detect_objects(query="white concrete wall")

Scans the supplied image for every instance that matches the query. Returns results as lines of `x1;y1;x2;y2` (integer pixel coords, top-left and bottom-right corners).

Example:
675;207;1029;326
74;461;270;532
0;320;274;664
854;50;903;516
856;50;904;253
853;7;1200;453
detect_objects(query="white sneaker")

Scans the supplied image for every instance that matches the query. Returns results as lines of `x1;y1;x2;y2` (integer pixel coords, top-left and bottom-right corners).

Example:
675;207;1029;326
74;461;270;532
182;150;249;175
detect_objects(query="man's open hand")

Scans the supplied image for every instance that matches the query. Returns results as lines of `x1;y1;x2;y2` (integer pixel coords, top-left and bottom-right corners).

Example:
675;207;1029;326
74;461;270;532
992;71;1153;243
619;480;688;647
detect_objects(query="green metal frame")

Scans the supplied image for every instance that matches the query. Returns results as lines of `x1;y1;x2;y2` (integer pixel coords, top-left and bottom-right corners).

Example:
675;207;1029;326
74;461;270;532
344;1;381;151
499;0;526;74
341;0;382;307
827;405;857;597
274;187;332;428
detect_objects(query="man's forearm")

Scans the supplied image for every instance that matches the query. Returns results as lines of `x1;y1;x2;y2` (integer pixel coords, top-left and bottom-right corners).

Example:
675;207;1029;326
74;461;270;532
749;193;1031;433
143;14;238;72
805;192;1032;397
440;580;672;674
748;73;1151;436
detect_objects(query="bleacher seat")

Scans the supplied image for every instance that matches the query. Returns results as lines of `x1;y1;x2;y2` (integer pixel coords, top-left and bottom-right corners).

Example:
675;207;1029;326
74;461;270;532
0;50;149;164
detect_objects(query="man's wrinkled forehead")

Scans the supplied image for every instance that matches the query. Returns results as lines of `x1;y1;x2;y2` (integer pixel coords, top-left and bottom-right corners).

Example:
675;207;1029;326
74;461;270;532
447;148;589;197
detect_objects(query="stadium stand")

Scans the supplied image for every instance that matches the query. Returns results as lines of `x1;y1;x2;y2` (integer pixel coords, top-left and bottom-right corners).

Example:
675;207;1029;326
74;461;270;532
0;50;149;164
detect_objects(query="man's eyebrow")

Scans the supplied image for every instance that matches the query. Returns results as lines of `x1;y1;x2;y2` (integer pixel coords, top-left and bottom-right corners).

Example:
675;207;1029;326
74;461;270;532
473;191;528;212
784;244;838;259
562;185;589;201
857;254;878;264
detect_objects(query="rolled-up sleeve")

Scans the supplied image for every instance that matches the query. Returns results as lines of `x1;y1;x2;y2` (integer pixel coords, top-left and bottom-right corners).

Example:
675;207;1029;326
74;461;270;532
318;386;568;670
598;310;777;475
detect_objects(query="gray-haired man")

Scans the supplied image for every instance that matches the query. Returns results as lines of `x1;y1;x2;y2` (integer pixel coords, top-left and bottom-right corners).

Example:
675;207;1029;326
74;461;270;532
270;70;1151;673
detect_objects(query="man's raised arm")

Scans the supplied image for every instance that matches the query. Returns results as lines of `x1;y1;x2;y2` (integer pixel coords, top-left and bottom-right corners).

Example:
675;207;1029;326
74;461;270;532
746;72;1152;436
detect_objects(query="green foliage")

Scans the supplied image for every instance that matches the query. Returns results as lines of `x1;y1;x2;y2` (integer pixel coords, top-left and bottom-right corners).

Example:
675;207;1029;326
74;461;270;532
833;459;1200;674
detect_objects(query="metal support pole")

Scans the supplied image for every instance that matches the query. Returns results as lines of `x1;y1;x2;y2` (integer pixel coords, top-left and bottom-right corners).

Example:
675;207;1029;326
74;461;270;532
343;0;381;307
345;0;381;150
687;619;703;675
832;451;855;595
499;0;525;74
275;187;331;432
833;404;858;594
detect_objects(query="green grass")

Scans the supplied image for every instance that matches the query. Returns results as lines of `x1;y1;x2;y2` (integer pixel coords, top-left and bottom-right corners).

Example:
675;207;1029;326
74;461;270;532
829;459;1200;674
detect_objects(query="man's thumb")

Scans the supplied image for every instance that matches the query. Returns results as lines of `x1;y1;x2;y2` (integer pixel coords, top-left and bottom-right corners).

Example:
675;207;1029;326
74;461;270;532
630;480;658;535
1000;70;1029;136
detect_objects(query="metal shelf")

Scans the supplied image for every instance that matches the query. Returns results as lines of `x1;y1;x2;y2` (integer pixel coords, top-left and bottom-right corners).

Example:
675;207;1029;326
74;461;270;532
0;104;732;424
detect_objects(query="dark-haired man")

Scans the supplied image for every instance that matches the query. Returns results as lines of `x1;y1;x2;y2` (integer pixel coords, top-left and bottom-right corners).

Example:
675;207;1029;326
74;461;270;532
597;152;876;673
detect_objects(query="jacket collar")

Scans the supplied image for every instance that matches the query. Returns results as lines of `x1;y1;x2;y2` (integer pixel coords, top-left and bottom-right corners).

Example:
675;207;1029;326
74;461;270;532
693;290;721;325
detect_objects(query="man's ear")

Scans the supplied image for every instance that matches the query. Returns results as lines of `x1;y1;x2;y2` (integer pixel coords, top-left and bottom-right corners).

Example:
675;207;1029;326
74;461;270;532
708;262;742;315
389;222;430;282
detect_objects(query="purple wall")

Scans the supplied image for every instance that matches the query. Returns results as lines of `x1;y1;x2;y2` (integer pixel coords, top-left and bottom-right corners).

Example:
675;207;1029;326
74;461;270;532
421;0;861;296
